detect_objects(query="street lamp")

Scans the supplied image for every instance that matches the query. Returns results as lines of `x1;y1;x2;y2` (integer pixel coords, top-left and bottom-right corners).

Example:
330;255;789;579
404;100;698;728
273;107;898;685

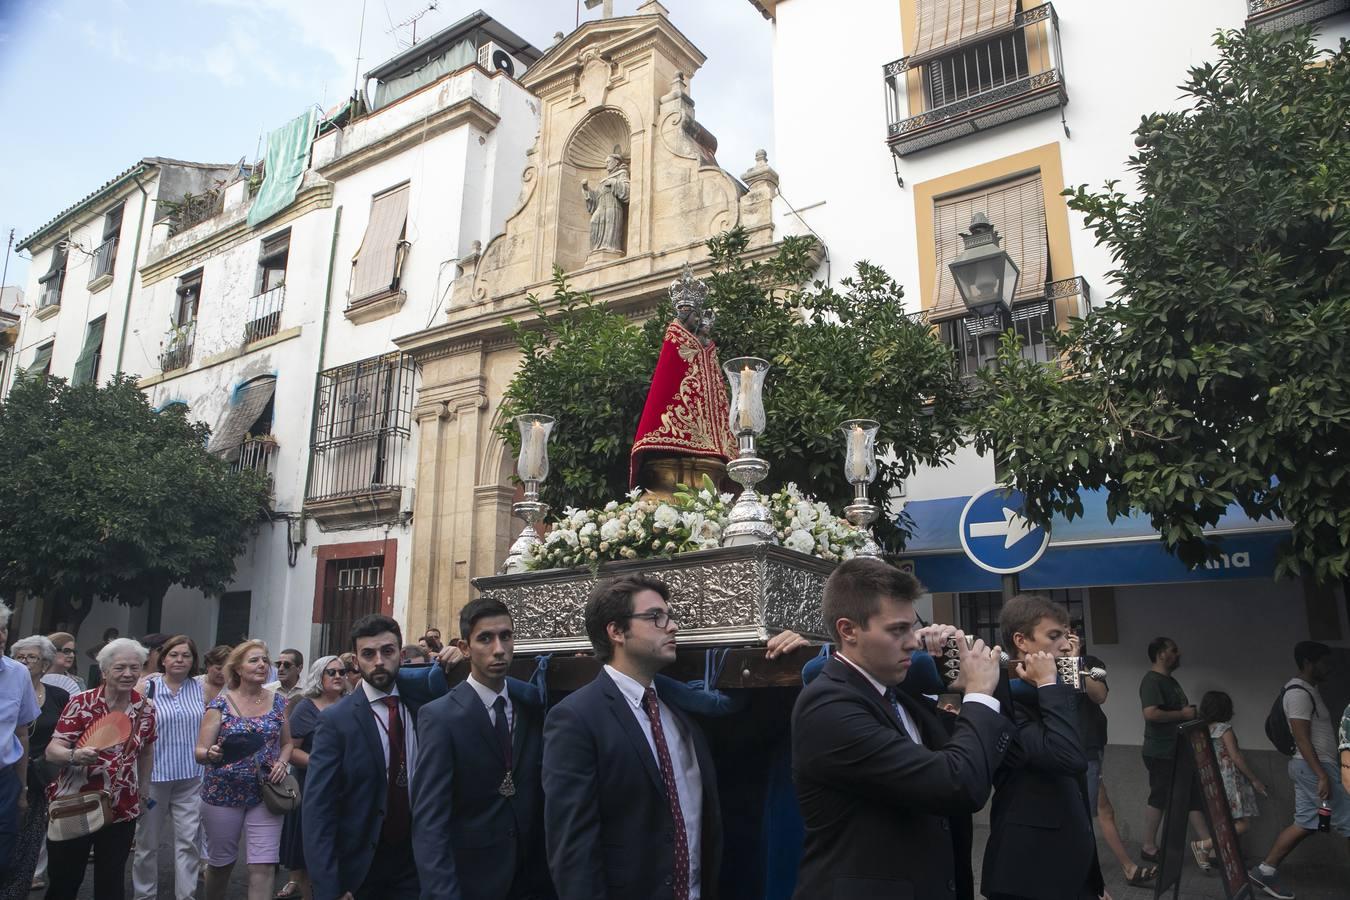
948;213;1019;370
948;213;1023;599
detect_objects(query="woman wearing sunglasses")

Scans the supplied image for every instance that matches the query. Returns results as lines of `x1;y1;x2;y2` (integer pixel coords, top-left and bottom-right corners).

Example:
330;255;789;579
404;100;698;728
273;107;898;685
275;657;349;900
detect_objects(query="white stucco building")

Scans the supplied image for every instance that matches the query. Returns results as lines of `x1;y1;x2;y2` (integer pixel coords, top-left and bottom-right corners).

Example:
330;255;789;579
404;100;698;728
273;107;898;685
748;0;1350;860
7;11;543;662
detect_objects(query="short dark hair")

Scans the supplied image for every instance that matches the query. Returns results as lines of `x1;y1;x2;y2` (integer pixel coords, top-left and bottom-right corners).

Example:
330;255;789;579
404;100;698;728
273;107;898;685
157;635;200;676
1294;640;1331;670
1000;594;1069;651
821;558;923;644
1199;690;1233;724
459;598;513;641
280;648;304;668
401;644;429;661
584;575;671;662
350;614;402;650
1147;636;1175;663
203;644;232;667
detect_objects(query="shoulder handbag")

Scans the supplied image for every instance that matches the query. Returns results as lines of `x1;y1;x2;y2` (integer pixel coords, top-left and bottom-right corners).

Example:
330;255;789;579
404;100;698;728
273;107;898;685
47;789;112;841
260;770;301;814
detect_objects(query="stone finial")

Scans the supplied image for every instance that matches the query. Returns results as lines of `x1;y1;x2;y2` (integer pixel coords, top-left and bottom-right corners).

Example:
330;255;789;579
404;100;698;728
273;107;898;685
637;0;671;17
742;149;779;192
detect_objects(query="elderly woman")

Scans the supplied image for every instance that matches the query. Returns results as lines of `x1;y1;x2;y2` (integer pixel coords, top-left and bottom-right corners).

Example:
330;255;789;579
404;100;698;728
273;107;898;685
276;656;348;900
131;635;205;900
0;636;69;898
195;640;293;900
44;638;156;900
41;633;83;695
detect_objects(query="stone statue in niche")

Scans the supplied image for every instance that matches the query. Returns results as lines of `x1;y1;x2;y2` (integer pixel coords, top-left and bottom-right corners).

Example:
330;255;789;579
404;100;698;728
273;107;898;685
582;148;630;256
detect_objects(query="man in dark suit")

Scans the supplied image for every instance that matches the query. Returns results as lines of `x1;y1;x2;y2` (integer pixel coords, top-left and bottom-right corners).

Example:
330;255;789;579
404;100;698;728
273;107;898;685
791;557;1012;900
304;614;421;900
543;574;721;900
982;594;1101;900
412;597;551;900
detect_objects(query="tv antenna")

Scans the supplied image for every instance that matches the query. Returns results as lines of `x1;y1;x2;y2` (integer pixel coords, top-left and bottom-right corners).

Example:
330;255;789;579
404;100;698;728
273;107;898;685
387;1;439;48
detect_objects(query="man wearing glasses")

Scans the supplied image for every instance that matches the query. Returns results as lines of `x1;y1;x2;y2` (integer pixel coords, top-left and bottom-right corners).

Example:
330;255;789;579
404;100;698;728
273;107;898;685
264;649;305;701
543;575;721;900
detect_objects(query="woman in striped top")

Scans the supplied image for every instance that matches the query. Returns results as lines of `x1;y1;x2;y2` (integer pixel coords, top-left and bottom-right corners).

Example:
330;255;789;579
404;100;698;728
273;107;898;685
131;634;206;900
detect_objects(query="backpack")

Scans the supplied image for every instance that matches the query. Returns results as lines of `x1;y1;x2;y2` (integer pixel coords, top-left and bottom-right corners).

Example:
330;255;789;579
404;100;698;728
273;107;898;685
1265;683;1316;756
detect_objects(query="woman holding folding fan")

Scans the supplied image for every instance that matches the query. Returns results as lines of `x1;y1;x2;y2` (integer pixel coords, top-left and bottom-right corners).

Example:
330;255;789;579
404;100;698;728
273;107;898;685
44;638;157;900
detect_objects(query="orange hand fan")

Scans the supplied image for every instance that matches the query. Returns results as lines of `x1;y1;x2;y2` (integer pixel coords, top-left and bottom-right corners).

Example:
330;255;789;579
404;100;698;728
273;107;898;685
76;711;132;750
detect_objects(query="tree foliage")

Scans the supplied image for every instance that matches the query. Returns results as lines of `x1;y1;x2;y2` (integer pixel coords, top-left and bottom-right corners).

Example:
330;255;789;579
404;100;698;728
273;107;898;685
967;28;1350;581
499;229;968;548
0;373;272;618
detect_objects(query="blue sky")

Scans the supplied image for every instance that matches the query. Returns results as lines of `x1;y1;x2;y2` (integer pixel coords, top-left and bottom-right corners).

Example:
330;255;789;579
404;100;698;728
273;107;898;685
0;0;773;289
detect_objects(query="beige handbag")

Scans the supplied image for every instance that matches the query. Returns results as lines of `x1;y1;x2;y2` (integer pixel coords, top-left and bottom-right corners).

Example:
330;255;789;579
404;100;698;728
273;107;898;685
47;789;112;841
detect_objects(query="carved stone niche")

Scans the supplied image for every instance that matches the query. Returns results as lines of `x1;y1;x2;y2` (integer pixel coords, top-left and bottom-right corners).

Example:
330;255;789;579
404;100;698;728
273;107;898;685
561;108;632;271
472;544;834;652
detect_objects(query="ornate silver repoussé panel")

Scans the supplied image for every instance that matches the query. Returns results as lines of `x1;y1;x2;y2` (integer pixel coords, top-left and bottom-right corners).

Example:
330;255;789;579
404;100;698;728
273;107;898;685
473;544;836;652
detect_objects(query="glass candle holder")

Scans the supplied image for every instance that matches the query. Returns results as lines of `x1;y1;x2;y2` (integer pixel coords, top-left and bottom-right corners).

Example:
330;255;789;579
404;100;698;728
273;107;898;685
840;419;880;484
723;357;770;436
515;414;555;486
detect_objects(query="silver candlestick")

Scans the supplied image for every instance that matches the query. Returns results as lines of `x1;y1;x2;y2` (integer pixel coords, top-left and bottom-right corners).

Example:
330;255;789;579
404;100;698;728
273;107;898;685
721;357;777;547
840;418;883;558
502;414;555;574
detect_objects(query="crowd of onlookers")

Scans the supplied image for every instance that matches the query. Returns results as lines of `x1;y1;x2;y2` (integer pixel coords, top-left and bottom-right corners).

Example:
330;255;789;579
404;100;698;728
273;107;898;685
0;587;1346;900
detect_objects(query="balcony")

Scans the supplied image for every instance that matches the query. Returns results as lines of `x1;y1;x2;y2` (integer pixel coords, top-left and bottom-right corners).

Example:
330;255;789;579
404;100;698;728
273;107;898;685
884;3;1066;157
232;435;279;477
1246;0;1350;30
88;238;118;292
943;275;1091;378
244;284;285;345
159;320;196;373
34;283;62;320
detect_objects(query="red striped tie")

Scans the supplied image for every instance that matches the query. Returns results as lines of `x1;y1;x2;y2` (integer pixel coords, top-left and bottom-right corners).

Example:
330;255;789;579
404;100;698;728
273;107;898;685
643;687;690;900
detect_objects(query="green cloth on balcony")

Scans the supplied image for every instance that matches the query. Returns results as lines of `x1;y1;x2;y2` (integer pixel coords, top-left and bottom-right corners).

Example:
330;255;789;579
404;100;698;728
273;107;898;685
22;343;53;380
247;108;317;228
71;317;105;387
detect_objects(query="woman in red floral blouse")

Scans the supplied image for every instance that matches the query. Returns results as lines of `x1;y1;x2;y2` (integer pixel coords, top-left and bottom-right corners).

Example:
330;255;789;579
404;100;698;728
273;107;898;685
45;638;157;900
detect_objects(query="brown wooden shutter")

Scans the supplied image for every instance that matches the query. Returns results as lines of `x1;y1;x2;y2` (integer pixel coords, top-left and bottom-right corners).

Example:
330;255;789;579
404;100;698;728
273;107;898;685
931;172;1048;322
911;0;1020;65
208;377;277;459
350;184;410;301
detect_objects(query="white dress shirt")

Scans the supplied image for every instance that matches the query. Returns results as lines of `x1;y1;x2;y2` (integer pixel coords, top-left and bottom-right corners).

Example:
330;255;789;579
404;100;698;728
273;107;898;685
834;651;1001;744
466;673;514;732
361;679;419;784
604;665;703;899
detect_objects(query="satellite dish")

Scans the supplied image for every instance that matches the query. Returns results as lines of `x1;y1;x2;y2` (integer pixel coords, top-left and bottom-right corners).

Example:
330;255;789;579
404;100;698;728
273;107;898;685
491;49;515;78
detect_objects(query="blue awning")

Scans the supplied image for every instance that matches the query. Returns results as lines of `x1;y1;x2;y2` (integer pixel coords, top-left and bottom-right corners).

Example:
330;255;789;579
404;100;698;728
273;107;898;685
899;488;1291;592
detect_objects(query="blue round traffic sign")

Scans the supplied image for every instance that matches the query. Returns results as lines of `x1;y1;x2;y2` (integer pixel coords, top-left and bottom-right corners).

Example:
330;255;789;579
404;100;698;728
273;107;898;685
958;487;1050;575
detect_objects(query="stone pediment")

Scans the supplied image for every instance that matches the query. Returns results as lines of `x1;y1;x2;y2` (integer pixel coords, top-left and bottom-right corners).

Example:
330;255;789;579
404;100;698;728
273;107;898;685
444;1;780;326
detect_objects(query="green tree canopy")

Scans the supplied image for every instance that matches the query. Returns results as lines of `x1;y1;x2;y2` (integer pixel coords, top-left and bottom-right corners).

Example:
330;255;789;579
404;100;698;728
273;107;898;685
968;27;1350;581
499;229;968;548
0;373;272;622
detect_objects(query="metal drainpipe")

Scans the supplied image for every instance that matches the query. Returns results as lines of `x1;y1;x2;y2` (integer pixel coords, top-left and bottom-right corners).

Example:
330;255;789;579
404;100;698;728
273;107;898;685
112;169;150;375
301;205;343;505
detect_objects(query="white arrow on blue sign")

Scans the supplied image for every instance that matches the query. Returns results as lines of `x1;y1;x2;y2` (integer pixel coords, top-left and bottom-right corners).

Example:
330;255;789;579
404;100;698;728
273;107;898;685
958;486;1050;575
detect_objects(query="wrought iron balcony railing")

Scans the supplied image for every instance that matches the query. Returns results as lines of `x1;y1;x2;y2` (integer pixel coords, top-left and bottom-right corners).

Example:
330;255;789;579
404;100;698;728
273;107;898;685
159;320;196;373
1246;0;1350;31
884;3;1067;157
244;283;285;345
232;435;279;477
37;283;62;311
943;275;1091;378
89;237;117;284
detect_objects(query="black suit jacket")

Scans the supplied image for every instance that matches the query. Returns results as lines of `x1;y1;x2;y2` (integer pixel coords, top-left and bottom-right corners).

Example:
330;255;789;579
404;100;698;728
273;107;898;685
412;680;551;900
791;656;1012;900
303;686;424;900
542;669;722;900
982;682;1101;899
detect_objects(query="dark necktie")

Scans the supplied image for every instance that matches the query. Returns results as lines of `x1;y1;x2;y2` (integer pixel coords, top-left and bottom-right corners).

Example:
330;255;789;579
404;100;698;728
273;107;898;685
643;687;690;900
884;688;913;742
492;695;512;770
381;695;410;844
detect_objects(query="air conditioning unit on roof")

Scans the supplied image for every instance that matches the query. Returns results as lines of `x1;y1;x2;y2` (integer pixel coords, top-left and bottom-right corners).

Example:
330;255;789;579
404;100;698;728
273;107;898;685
478;42;527;80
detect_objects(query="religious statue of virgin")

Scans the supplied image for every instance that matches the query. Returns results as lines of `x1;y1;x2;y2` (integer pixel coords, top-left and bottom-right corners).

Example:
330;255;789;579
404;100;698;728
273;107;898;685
582;149;630;255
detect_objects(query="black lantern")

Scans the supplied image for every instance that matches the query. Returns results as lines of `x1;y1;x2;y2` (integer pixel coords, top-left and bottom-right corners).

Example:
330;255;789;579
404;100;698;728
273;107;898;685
948;213;1020;367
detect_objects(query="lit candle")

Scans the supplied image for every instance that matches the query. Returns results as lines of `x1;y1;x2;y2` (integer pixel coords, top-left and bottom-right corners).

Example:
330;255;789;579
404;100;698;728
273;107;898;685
848;424;866;480
521;420;545;481
738;365;755;431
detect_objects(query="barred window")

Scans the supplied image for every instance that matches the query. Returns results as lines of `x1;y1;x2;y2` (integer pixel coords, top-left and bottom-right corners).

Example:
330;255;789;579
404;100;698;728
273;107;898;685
306;352;416;503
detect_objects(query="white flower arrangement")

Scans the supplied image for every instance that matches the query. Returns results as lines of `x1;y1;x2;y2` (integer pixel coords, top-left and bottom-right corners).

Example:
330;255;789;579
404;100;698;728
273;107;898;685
522;475;870;571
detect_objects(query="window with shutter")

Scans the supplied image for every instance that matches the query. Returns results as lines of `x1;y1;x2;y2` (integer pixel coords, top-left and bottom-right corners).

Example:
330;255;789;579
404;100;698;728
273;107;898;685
911;0;1020;65
208;377;277;462
24;342;54;380
931;172;1048;322
349;184;410;304
71;317;106;387
38;246;67;310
